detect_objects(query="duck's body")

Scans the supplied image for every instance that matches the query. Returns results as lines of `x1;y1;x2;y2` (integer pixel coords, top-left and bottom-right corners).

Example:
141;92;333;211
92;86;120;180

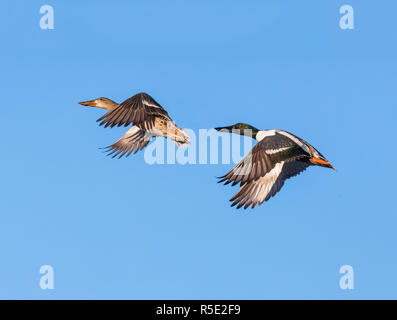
215;123;334;209
79;92;189;158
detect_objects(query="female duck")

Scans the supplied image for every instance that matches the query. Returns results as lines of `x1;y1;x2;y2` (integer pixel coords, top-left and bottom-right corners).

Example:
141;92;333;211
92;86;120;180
79;92;190;158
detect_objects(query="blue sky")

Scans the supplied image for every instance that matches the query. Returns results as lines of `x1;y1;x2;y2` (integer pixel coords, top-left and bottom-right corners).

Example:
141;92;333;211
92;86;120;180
1;0;397;299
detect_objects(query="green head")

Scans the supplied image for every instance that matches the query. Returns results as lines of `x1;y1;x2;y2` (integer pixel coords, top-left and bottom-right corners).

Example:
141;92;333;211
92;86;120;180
215;123;259;138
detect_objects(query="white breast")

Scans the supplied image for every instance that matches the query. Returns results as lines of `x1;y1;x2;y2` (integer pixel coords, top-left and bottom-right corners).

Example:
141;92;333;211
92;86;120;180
256;130;276;142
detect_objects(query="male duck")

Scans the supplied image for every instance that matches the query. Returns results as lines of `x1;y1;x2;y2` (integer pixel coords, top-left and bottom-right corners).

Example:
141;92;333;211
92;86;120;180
215;123;334;209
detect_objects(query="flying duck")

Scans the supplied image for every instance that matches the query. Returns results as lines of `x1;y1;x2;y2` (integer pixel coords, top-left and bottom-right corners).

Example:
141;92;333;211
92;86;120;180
215;123;334;209
79;92;190;158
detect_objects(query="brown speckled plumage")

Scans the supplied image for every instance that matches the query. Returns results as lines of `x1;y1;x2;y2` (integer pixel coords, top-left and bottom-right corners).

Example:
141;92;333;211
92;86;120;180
79;92;189;158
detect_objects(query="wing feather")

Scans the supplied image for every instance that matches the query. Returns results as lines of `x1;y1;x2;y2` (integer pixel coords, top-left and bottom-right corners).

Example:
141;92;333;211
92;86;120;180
229;160;310;209
219;132;309;187
102;126;152;159
97;92;171;129
219;130;314;209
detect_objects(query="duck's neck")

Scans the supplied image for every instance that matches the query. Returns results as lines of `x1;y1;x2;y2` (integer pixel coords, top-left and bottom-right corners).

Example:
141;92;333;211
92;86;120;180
99;99;118;111
238;127;259;140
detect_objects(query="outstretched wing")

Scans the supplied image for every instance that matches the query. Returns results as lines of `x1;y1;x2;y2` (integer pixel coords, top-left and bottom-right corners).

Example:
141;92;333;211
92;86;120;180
218;131;310;187
229;160;310;209
97;92;171;129
103;126;152;159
